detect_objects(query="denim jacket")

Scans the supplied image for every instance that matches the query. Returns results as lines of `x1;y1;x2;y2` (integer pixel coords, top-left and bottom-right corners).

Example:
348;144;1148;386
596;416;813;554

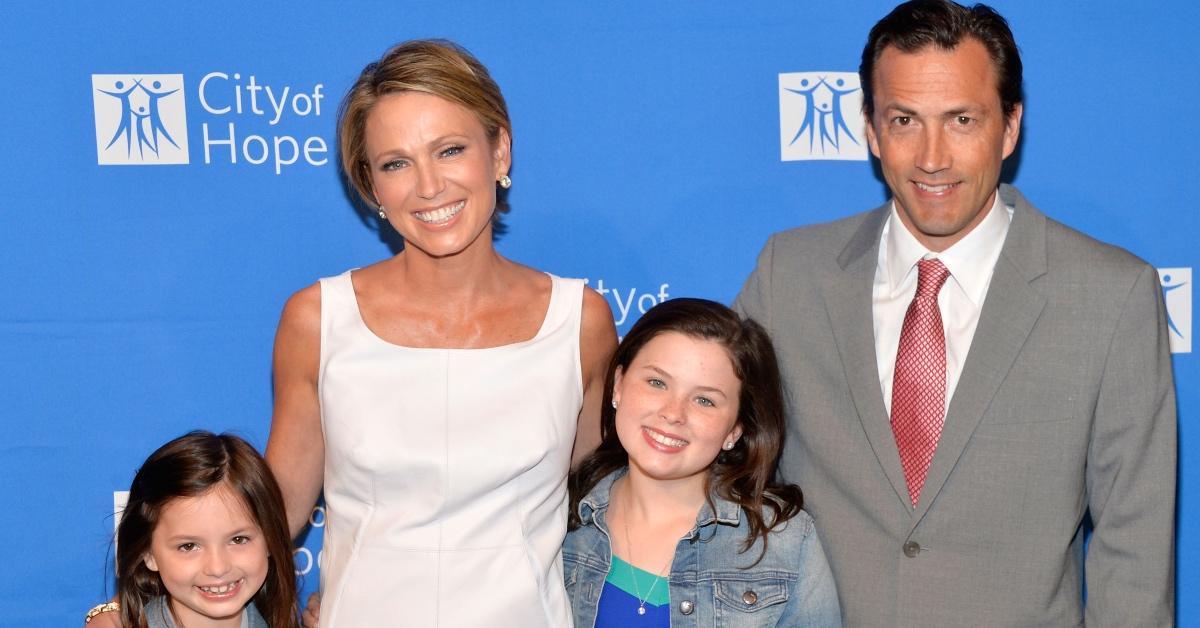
564;469;842;627
143;595;268;628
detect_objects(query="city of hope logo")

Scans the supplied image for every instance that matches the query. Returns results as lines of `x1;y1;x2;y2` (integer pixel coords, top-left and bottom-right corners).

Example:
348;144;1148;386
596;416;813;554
778;72;867;162
92;74;190;165
1159;268;1191;354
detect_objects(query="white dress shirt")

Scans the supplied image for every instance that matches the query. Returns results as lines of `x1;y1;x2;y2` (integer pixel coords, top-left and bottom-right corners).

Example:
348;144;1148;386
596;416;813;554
874;192;1012;417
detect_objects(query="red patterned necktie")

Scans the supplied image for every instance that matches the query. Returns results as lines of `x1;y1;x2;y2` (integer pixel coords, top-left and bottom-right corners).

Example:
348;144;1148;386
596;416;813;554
891;257;951;507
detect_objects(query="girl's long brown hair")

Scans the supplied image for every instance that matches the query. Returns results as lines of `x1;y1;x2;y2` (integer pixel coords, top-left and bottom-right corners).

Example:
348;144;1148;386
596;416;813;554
115;431;299;628
569;298;803;563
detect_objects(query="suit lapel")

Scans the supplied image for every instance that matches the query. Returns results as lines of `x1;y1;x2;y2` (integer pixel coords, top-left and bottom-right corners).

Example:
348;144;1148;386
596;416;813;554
912;185;1049;521
825;206;915;510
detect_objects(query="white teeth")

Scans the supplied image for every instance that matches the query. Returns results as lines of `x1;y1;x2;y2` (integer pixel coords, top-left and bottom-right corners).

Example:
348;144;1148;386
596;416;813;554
646;429;687;448
414;201;465;224
200;580;239;594
915;182;954;193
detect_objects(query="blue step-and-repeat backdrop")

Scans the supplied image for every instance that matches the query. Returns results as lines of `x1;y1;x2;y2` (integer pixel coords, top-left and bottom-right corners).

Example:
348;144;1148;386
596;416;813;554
2;2;1196;625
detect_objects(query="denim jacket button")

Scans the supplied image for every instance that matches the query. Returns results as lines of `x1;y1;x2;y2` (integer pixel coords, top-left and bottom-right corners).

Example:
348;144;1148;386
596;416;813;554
679;600;695;615
742;590;758;605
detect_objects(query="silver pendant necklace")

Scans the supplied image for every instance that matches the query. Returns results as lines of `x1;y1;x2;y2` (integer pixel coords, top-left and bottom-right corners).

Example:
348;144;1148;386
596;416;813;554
622;484;673;616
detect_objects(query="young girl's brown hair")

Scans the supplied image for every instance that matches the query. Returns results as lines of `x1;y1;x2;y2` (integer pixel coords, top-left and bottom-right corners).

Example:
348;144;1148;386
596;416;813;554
569;298;803;562
115;431;299;627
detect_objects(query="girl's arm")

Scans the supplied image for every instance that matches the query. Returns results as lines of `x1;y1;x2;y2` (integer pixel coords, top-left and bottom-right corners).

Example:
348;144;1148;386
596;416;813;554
776;515;843;627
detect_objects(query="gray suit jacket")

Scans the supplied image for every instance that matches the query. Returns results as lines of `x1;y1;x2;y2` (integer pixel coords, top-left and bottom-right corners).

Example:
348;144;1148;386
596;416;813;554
735;185;1176;627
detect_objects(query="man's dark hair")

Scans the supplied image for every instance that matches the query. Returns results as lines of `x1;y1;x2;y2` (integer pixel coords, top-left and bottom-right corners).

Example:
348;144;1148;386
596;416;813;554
859;0;1023;119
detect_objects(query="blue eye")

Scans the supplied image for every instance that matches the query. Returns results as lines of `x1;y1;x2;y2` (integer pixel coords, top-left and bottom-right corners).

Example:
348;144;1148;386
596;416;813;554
381;159;408;172
647;378;666;389
695;396;715;408
440;145;465;158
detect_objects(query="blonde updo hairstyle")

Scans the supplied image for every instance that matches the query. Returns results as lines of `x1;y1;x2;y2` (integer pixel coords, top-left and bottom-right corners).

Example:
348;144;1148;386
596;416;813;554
337;39;512;209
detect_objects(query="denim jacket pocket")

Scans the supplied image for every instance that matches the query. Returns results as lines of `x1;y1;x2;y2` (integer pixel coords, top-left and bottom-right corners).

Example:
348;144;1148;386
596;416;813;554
563;566;577;590
563;550;605;597
713;577;790;626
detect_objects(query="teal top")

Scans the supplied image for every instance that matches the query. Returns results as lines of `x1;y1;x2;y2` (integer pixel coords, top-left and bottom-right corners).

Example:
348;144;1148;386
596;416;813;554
594;554;670;626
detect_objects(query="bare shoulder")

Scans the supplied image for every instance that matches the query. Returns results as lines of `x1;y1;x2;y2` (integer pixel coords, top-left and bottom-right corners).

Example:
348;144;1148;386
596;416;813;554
274;282;322;379
346;257;397;293
579;286;617;379
506;260;555;293
580;286;616;342
279;282;322;335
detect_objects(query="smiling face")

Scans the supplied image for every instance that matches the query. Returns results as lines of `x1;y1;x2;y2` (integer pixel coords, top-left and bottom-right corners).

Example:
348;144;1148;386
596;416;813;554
612;332;743;494
864;38;1022;252
143;483;269;628
364;91;510;260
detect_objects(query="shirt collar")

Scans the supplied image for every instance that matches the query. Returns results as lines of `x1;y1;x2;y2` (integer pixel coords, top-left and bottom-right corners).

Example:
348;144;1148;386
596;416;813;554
883;191;1011;305
577;468;742;536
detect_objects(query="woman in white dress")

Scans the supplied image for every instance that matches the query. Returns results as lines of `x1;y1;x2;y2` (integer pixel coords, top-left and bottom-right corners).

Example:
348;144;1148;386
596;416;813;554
266;40;616;627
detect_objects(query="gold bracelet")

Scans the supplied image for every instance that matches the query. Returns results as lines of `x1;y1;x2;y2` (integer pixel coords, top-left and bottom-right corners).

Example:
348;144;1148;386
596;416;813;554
84;601;120;624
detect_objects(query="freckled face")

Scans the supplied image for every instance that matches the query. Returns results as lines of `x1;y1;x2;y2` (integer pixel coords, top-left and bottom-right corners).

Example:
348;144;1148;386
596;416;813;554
864;38;1022;252
613;332;743;492
364;91;511;260
143;484;269;627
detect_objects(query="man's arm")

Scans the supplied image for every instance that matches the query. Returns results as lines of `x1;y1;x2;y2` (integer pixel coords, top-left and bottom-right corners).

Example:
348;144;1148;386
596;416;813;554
732;234;777;326
1084;263;1177;626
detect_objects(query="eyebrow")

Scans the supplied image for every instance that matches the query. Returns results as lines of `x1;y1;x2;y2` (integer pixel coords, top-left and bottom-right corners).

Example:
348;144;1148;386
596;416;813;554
884;103;919;116
883;103;980;117
163;528;254;542
640;365;730;398
372;134;471;159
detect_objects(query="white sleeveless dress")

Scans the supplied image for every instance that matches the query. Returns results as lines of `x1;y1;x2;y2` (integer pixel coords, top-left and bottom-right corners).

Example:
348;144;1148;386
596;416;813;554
316;270;582;627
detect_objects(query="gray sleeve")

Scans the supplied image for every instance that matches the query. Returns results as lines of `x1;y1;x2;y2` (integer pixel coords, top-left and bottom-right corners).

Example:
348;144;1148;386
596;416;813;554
733;234;778;330
1083;263;1177;627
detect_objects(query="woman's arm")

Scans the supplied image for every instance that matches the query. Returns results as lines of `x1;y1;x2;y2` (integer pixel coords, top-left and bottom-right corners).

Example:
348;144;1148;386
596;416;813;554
572;287;617;467
265;283;326;539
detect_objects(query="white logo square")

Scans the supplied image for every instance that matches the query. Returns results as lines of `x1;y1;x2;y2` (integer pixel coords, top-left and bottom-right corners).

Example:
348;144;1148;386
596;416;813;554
1158;268;1191;354
113;490;129;534
92;74;189;165
779;71;867;161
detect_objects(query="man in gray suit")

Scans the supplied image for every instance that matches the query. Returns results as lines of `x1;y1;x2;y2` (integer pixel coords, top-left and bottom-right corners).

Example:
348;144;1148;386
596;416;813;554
736;1;1176;625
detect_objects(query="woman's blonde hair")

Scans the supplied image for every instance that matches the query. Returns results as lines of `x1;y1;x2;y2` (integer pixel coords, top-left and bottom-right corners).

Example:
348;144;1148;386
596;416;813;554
337;39;511;206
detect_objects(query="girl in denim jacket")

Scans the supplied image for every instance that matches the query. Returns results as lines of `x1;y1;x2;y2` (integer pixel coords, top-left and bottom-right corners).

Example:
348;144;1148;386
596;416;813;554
565;298;842;627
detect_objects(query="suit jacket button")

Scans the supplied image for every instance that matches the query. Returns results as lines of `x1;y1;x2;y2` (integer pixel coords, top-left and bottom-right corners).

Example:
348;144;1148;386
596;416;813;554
742;590;758;605
903;541;921;557
679;600;695;615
